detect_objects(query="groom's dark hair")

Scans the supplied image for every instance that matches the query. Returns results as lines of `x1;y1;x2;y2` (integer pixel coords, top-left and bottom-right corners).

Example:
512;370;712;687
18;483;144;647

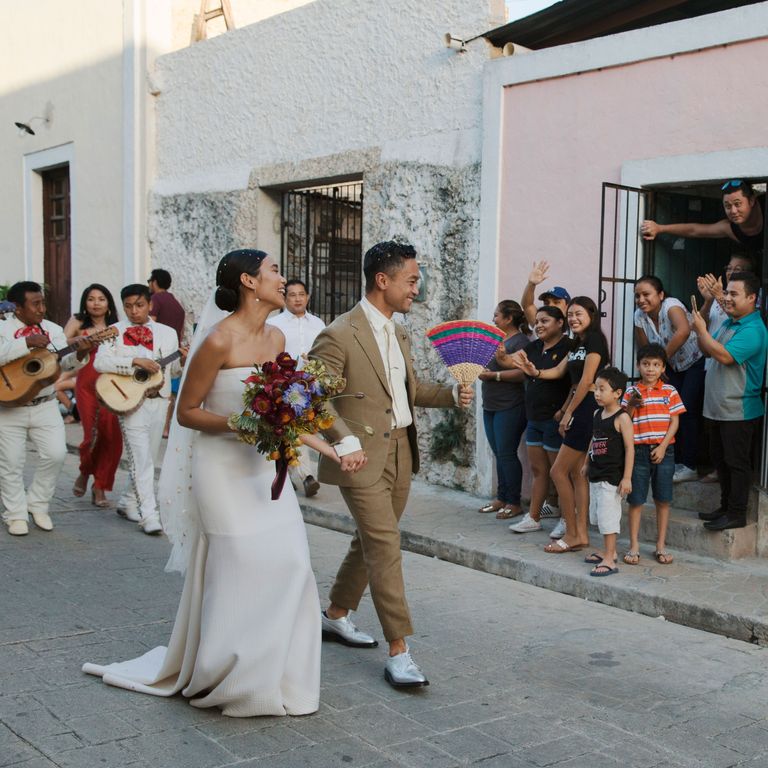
363;241;416;292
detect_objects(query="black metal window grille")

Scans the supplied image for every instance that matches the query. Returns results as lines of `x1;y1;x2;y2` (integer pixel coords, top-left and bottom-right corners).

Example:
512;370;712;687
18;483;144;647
598;182;653;381
280;182;363;324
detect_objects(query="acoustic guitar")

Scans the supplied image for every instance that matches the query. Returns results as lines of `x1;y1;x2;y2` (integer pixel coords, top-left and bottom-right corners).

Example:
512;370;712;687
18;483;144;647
0;327;118;407
95;350;182;415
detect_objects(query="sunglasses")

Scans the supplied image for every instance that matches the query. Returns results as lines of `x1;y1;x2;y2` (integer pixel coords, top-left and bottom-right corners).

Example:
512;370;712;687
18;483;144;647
721;179;744;191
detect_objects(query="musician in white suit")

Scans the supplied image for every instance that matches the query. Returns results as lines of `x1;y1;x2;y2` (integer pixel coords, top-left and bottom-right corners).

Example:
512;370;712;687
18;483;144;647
0;282;91;536
95;284;181;535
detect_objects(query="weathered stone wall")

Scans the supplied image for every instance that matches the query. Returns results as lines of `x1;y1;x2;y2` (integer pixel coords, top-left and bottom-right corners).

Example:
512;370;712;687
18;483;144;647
363;161;482;491
147;188;257;328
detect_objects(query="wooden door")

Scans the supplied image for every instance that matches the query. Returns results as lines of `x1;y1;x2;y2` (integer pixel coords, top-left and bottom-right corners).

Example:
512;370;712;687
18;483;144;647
42;166;71;326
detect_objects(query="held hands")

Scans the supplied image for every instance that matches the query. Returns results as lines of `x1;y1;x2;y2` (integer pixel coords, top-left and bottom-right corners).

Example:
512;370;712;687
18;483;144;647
640;220;660;240
133;357;161;374
528;260;550;286
339;449;367;473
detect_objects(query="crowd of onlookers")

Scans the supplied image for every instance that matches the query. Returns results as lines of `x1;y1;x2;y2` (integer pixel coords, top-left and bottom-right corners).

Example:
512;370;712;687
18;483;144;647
478;180;766;576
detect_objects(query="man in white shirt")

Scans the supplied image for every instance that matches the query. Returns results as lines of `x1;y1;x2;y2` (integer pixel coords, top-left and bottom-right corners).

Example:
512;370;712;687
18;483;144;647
267;279;326;496
0;282;91;536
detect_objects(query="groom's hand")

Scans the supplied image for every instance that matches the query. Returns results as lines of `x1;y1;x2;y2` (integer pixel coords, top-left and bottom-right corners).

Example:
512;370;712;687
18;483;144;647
458;385;474;408
340;449;367;473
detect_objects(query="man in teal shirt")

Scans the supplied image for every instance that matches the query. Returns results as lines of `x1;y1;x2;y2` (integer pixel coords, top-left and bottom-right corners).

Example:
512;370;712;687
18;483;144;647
692;271;768;530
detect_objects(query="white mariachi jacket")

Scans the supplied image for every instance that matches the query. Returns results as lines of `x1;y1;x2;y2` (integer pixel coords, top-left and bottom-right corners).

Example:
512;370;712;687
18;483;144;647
95;320;181;400
0;317;86;399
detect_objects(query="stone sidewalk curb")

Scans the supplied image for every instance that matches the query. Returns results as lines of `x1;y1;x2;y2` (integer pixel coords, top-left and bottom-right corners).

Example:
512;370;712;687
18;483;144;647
64;430;768;646
299;499;768;647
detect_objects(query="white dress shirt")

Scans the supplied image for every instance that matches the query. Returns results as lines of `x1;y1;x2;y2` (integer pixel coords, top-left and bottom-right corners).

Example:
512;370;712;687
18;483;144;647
267;310;326;369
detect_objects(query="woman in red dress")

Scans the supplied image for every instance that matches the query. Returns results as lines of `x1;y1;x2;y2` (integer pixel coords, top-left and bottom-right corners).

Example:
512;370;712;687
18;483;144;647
65;285;122;507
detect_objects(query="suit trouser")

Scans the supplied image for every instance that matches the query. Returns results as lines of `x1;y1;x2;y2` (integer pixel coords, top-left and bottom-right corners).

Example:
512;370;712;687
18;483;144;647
0;400;67;522
329;429;413;642
118;397;165;520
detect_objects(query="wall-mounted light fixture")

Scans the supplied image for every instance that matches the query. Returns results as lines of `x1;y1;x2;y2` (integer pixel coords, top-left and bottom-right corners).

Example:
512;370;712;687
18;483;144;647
14;115;50;136
444;30;487;54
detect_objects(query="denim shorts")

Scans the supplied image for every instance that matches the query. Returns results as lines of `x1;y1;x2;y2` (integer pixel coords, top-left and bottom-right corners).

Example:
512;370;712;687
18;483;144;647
627;444;674;505
526;418;563;452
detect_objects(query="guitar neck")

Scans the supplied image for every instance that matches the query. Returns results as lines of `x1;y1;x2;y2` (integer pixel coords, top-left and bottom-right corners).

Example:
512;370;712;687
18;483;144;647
157;350;182;368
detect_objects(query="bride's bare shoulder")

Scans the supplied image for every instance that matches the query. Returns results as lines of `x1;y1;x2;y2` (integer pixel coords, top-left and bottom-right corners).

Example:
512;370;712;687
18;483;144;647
196;320;235;359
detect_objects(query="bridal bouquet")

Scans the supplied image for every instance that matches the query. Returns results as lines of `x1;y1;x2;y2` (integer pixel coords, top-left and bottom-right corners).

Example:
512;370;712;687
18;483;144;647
228;352;345;498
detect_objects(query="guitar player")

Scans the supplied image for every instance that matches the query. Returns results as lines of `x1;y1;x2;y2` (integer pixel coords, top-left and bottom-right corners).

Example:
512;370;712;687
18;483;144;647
0;282;92;537
95;284;183;535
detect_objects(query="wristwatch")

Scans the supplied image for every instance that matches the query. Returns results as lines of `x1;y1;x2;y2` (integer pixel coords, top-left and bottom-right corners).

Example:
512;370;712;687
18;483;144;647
495;371;501;382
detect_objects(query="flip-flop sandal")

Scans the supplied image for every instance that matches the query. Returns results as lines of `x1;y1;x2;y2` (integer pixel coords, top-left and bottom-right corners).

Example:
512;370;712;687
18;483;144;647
544;538;583;554
478;502;502;513
583;552;604;564
590;563;619;577
623;551;640;566
654;551;674;564
495;507;521;520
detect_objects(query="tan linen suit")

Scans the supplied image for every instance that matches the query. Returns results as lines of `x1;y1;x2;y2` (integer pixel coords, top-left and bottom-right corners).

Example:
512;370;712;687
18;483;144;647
309;303;454;641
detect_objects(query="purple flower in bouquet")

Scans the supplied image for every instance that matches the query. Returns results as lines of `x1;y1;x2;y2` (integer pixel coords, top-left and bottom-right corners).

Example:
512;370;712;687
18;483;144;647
284;382;311;415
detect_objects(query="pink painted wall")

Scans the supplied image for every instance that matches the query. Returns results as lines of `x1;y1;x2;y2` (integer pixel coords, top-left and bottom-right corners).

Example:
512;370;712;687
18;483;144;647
498;38;768;301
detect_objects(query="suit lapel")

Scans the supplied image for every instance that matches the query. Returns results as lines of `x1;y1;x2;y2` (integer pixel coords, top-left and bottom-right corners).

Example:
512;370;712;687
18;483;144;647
350;304;391;396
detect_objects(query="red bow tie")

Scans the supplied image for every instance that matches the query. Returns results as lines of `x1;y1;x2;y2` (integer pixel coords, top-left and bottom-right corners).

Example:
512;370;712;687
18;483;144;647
124;325;153;349
14;324;47;339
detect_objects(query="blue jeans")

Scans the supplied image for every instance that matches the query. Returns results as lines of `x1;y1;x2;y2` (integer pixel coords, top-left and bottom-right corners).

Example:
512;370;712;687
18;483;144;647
483;405;527;505
666;357;705;470
627;444;674;505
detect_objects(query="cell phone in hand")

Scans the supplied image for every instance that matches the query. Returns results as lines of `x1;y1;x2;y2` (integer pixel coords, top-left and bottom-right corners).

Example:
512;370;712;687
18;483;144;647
690;294;698;313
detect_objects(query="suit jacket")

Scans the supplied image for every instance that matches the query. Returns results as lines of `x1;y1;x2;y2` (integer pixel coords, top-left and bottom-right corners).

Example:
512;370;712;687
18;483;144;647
309;303;455;488
94;320;180;399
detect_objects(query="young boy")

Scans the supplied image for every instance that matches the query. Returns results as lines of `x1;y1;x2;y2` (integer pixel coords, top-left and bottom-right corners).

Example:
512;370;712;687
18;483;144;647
95;284;181;534
581;366;634;576
621;343;685;565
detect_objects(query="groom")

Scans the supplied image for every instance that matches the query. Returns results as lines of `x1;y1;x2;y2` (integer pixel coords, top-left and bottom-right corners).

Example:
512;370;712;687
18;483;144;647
310;240;473;688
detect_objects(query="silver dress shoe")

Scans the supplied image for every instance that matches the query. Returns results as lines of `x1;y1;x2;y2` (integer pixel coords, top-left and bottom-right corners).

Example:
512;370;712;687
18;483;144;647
321;611;378;647
384;647;429;688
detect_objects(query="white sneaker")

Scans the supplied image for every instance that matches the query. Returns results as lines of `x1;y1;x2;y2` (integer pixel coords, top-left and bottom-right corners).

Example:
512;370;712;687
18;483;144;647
140;515;163;535
549;518;567;539
117;505;140;522
673;466;698;483
7;520;28;536
31;512;53;531
539;502;560;518
509;512;542;534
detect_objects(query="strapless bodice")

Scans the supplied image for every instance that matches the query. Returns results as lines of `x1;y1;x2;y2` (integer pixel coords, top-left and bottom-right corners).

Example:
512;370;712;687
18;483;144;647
203;367;252;417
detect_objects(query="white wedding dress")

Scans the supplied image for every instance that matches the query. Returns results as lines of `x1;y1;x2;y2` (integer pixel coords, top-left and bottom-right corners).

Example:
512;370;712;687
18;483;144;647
83;367;321;717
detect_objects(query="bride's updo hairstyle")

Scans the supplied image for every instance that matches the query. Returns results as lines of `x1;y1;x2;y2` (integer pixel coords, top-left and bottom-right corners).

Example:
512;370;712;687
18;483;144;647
215;249;268;311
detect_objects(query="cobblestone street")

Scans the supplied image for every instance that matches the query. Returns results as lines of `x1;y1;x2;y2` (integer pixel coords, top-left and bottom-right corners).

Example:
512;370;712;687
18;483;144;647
1;451;768;767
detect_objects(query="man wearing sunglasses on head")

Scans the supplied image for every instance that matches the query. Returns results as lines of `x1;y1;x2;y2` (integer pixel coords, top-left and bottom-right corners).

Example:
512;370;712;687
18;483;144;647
640;180;764;251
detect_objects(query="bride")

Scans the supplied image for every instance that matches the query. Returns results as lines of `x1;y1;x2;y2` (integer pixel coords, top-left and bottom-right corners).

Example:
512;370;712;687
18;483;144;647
83;249;350;717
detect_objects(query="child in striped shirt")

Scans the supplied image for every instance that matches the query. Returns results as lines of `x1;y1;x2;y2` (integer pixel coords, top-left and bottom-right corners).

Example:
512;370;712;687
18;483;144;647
621;344;686;566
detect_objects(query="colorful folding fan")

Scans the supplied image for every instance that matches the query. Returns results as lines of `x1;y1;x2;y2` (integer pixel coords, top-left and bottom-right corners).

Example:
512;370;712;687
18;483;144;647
426;320;505;386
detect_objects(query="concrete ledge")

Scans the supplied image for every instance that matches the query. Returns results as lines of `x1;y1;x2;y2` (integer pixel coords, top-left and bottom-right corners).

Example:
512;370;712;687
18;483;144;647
300;481;768;647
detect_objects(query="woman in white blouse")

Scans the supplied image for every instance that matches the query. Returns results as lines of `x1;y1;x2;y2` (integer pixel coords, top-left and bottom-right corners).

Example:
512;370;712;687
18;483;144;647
634;275;705;483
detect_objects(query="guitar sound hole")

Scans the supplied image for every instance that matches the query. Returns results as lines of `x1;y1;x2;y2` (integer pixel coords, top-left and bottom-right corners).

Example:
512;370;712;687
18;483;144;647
23;359;43;375
134;370;150;383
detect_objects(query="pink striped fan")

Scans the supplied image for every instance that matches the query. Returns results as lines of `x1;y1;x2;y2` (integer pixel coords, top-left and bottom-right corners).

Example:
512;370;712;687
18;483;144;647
426;320;505;386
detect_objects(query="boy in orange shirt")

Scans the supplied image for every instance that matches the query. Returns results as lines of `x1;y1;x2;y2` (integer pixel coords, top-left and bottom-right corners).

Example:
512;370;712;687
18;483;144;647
621;344;686;565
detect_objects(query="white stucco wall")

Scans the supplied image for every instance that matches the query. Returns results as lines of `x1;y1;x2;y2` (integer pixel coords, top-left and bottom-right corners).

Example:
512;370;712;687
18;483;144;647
153;0;504;195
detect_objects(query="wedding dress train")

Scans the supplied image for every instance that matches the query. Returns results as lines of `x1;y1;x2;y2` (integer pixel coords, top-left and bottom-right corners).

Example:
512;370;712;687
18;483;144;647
83;368;320;717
